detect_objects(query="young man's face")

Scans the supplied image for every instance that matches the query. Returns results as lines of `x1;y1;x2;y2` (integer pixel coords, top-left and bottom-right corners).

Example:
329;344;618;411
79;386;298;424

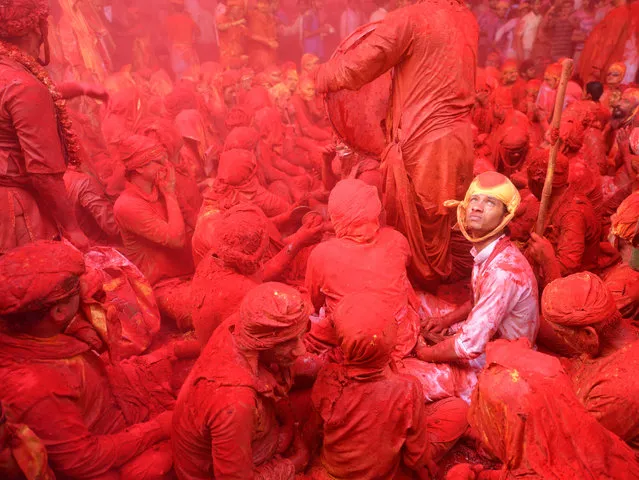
262;335;306;366
466;194;507;237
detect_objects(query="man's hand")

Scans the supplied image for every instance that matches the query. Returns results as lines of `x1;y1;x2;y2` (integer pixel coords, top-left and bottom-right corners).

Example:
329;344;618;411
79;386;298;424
157;164;177;195
527;232;555;265
65;229;90;252
83;84;110;103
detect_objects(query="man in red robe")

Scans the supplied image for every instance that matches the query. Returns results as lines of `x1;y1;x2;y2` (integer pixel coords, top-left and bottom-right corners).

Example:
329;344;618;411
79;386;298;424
0;242;173;479
315;0;478;288
0;0;89;252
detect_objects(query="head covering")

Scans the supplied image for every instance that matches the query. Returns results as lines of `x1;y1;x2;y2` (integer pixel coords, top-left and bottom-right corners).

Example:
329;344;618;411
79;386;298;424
208;204;271;275
224;127;260;152
242;86;273;112
136;116;184;159
0;241;84;316
526;148;569;188
500;125;529;150
333;293;397;380
235;282;311;351
542;272;620;328
217;148;257;185
0;0;49;38
608;62;627;76
544;63;562;83
119;135;166;171
611;192;639;242
328;179;382;243
444;172;521;243
254;107;284;143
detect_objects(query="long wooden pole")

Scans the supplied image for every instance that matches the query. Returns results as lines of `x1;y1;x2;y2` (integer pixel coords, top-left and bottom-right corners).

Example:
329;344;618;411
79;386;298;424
535;59;574;235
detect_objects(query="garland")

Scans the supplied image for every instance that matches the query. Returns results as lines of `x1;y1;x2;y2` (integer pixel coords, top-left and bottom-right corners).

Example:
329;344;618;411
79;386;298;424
0;39;81;166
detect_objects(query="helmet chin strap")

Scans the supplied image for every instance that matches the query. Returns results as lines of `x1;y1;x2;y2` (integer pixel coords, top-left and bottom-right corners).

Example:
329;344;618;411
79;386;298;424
37;18;50;66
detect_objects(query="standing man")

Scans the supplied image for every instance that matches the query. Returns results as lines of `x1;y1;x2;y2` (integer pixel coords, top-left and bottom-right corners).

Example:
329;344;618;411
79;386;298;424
0;0;89;252
315;0;478;288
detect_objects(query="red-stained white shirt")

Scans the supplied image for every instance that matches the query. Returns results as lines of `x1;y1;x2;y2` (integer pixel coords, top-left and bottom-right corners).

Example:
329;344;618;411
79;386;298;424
453;235;540;364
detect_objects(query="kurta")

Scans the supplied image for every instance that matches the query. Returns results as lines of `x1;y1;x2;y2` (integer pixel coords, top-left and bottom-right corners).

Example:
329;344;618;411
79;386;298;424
315;0;478;286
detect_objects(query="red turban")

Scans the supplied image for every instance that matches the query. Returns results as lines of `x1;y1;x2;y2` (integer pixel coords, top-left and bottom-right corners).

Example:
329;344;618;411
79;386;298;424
611;192;639;242
0;0;48;38
500;125;529;150
542;272;620;327
235;282;311;351
0;242;84;316
224;126;260;152
119;135;166;171
208;204;270;275
242;86;272;112
333;293;397;380
328;179;382;242
217;148;257;185
527;148;569;188
136;117;184;159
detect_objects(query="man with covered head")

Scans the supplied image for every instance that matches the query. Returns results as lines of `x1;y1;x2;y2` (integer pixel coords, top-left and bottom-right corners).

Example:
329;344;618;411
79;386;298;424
542;272;639;449
0;242;173;479
113;135;195;330
414;172;539;402
172;282;311;479
0;0;90;252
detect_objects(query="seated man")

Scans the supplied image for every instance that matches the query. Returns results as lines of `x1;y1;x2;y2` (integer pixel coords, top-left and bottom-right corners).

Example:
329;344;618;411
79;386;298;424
114;135;195;329
415;172;539;403
305;179;421;362
310;293;466;480
447;339;639;480
172;282;310;479
526;150;601;286
543;272;639;449
0;242;172;479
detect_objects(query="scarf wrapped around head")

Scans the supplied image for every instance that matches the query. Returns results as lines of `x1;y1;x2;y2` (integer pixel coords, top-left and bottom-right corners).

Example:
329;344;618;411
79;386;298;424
526;148;569;187
444;171;521;243
334;293;397;381
0;0;49;38
119;135;166;172
208;204;271;275
611;192;639;243
136;116;184;159
0;241;84;316
217;148;257;186
328;179;382;242
542;272;620;328
224;126;260;152
235;282;311;351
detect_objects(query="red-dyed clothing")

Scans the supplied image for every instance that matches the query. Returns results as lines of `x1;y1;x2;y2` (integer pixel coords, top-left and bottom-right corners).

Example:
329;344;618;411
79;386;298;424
565;341;639;449
603;263;639;320
172;320;295;480
247;10;278;71
64;168;119;243
0;58;68;252
216;14;247;69
316;0;477;284
305;227;420;359
469;340;639;479
165;13;200;46
0;333;167;479
114;183;193;285
311;364;434;479
290;95;331;142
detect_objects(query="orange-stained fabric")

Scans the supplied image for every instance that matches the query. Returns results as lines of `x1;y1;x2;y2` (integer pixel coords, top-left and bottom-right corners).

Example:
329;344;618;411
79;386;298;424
603;263;639;320
542;271;619;327
328;179;381;243
0;417;55;480
173;283;309;479
310;293;436;480
315;0;477;285
0;241;83;315
611;191;639;242
469;339;639;479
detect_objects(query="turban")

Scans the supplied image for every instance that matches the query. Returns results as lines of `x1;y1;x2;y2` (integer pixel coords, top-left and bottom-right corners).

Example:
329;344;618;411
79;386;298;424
164;80;199;118
236;282;311;351
0;242;84;316
328;179;382;242
208;204;271;275
224;127;260;152
217;148;257;186
174;109;207;143
610;192;639;243
545;63;562;82
0;0;48;38
500;125;529;150
526;148;569;188
444;172;521;243
334;293;397;380
136;117;183;158
119;135;166;171
542;272;620;327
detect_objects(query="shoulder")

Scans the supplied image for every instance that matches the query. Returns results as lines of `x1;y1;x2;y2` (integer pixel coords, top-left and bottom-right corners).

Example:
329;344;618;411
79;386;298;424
0;61;50;103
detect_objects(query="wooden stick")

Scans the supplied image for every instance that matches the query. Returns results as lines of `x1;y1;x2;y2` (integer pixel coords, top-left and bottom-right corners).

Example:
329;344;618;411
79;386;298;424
535;59;574;235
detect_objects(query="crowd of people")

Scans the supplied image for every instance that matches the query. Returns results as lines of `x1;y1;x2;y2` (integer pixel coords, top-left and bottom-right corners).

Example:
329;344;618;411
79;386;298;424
0;0;639;478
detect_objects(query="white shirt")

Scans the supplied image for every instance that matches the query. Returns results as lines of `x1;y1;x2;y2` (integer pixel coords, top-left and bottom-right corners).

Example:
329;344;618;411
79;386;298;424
519;11;541;53
453;236;540;362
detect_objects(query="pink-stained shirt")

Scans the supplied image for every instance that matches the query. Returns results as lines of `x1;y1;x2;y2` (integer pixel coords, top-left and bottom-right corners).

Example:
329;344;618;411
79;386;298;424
453;235;540;363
